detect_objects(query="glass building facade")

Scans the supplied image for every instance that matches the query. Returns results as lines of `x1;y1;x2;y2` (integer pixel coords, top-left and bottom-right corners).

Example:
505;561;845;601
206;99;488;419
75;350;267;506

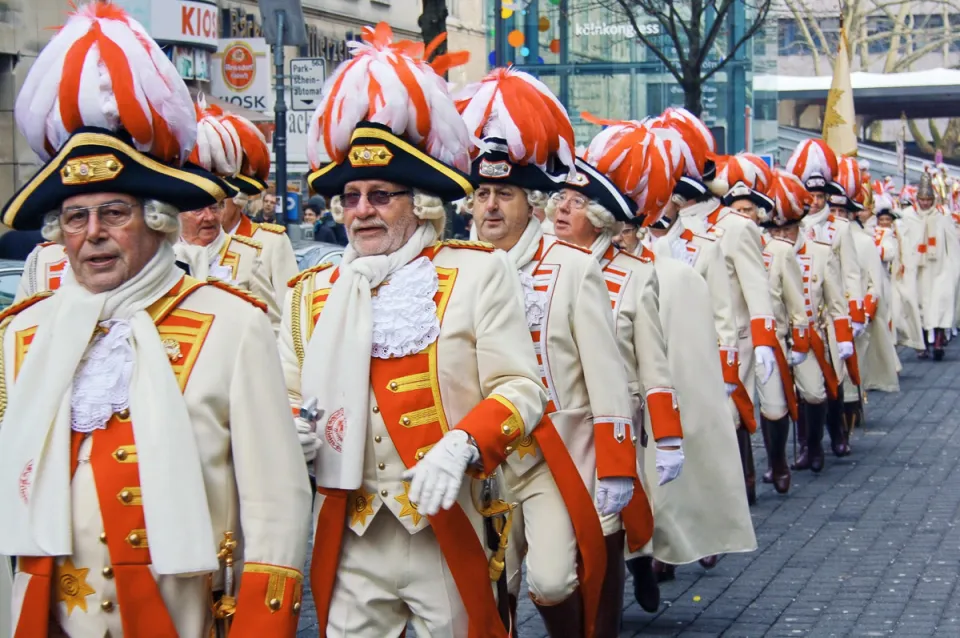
485;0;780;156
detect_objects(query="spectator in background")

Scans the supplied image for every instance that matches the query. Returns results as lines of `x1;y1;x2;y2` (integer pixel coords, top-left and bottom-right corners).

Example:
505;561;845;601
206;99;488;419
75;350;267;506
0;229;45;260
305;195;347;245
257;191;278;223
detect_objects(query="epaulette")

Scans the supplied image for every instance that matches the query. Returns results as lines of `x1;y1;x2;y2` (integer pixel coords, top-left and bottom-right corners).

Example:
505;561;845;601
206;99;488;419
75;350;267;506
0;291;53;323
692;231;717;242
230;234;263;252
39;241;56;248
287;262;335;288
440;239;496;252
554;240;591;254
616;250;654;265
206;278;268;313
257;223;288;234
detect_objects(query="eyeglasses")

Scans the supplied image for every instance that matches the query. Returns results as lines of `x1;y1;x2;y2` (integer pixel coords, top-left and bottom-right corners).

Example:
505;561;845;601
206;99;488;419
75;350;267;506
552;191;589;211
341;190;411;209
59;201;140;235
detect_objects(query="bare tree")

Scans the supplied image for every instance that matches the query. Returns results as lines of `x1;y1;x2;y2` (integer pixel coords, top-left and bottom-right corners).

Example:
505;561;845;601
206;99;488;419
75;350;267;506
418;0;448;62
610;0;774;115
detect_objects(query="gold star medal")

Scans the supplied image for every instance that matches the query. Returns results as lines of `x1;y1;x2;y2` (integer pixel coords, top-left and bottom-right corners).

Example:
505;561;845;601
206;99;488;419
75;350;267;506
56;557;96;616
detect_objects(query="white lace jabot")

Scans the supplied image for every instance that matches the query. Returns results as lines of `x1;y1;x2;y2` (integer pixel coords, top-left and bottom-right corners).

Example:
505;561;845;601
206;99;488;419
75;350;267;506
518;269;546;329
71;319;134;433
371;256;441;359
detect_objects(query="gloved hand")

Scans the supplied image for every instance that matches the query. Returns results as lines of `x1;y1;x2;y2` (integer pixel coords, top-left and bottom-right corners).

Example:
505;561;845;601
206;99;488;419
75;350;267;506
853;321;866;338
595;477;635;515
725;383;737;397
788;349;807;367
838;341;854;360
754;345;776;384
295;417;322;463
403;430;479;517
655;438;684;486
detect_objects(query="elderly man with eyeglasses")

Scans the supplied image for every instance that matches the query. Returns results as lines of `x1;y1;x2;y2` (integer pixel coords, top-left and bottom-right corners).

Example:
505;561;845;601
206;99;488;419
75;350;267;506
0;5;312;637
280;27;546;637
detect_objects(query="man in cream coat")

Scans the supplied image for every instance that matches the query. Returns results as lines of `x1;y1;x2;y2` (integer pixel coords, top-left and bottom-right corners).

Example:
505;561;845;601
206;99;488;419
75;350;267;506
175;201;281;332
0;6;311;636
282;32;547;637
467;138;638;636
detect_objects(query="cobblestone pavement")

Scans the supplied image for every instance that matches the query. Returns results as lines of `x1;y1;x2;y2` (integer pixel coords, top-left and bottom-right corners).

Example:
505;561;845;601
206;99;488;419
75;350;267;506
298;347;960;637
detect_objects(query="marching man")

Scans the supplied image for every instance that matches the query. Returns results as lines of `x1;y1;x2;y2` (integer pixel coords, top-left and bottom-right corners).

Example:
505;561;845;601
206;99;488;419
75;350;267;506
279;26;546;637
460;68;635;637
0;4;312;636
716;154;807;495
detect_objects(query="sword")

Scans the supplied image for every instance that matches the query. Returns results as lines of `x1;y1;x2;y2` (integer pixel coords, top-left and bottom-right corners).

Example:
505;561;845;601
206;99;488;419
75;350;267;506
478;478;515;633
212;531;238;638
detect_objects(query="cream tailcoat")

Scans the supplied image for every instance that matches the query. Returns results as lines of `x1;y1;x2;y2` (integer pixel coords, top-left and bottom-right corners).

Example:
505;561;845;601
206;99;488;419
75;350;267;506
802;209;865;321
893;211;926;348
5;281;313;638
913;204;958;330
174;234;281;332
14;242;69;301
230;216;299;300
638;254;756;564
851;222;899;393
280;243;546;636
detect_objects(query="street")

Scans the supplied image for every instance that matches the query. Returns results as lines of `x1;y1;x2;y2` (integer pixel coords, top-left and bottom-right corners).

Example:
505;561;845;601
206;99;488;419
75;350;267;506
298;346;960;637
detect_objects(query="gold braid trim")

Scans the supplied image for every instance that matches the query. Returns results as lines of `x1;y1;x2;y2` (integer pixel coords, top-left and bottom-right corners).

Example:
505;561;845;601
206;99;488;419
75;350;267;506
291;279;305;370
0;315;15;422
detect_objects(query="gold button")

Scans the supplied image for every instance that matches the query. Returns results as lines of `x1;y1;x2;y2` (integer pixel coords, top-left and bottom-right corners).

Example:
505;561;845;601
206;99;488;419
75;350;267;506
118;408;130;420
268;598;281;611
119;490;132;503
502;425;511;434
374;435;382;443
372;406;380;414
632;436;638;444
105;159;118;171
62;166;72;177
401;417;411;426
102;566;114;579
378;463;385;470
389;382;399;391
99;532;108;544
127;533;140;546
505;446;514;454
293;601;301;613
416;451;425;460
101;600;114;612
380;490;388;497
115;449;127;461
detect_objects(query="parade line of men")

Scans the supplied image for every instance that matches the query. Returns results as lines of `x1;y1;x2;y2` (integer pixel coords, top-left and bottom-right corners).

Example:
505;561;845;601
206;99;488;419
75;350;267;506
0;5;953;638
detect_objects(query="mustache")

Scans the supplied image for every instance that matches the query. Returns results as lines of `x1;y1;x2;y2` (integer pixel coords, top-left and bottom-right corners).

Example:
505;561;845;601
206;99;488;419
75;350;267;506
481;211;503;222
350;220;388;232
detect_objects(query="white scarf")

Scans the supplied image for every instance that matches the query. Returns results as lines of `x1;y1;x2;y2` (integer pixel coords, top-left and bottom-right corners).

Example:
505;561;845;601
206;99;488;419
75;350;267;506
175;230;234;282
302;223;439;489
589;231;614;264
506;218;544;270
678;199;718;235
0;243;219;575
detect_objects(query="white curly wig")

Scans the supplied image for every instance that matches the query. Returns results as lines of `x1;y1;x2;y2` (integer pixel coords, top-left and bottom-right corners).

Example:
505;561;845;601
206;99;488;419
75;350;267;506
42;198;181;243
330;189;447;235
457;188;548;216
544;192;618;233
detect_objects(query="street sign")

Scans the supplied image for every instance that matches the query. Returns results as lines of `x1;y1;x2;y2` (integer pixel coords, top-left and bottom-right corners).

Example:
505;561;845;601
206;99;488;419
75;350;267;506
290;58;326;111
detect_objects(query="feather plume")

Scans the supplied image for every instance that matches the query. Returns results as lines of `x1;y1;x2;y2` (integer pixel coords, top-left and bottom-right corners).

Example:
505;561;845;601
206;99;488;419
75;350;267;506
454;66;575;176
15;1;195;164
786;139;838;184
306;22;470;172
645;108;715;180
715;153;773;195
835;155;862;199
582;116;677;220
188;95;240;176
873;193;894;212
768;169;810;222
219;112;270;179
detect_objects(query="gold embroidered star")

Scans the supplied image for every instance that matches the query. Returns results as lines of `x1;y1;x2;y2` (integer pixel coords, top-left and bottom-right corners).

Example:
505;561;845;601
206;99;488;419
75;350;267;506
824;88;847;130
395;481;424;526
56;557;96;616
516;434;538;459
349;486;376;528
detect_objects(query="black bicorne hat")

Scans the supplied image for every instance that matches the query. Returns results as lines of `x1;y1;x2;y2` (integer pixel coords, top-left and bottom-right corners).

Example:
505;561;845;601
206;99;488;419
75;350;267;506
2;127;228;230
550;157;638;223
225;174;269;197
469;137;558;193
307;122;474;202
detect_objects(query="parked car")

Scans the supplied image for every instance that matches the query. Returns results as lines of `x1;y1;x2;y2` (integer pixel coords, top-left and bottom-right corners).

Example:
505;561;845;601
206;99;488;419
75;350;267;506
0;259;24;310
291;240;344;271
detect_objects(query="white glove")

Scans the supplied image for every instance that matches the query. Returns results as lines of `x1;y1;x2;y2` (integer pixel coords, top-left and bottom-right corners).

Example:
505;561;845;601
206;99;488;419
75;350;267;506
788;349;807;367
853;321;866;338
595;477;635;515
295;417;322;463
725;383;737;397
655;438;684;486
402;430;479;517
754;345;776;384
838;341;854;360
